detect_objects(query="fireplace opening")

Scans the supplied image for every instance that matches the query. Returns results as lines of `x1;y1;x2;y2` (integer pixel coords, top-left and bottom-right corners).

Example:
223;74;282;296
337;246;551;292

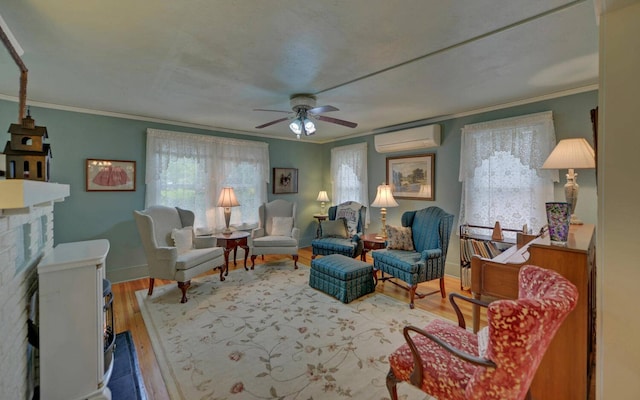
103;279;115;373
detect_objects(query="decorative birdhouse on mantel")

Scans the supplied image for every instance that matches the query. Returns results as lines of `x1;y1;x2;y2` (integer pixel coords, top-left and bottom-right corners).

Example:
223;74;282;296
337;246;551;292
3;109;52;181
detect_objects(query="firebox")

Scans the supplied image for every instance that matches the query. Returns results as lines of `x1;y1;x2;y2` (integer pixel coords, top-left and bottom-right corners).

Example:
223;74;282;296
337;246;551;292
103;279;115;373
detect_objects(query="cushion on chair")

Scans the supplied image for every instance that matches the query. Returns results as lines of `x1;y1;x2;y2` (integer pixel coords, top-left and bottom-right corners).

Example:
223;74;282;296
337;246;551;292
174;246;224;270
270;217;293;236
386;225;414;250
321;219;349;238
171;226;193;254
252;235;298;248
389;319;478;400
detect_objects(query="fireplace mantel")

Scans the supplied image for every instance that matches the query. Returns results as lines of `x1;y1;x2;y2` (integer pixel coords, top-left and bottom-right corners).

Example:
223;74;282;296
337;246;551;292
0;180;70;211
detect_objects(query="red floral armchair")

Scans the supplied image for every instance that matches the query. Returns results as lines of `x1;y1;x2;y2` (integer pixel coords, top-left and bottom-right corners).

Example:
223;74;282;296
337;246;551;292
386;264;578;400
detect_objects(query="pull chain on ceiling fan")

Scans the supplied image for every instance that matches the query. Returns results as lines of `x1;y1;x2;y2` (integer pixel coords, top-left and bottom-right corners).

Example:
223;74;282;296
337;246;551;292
254;94;357;139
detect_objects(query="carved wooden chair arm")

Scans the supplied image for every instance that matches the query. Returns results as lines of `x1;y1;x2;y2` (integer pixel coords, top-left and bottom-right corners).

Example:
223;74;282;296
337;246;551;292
449;292;490;329
402;325;497;387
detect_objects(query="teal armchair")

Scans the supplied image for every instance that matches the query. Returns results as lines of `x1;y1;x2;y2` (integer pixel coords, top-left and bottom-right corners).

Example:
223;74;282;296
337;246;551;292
311;201;367;259
372;206;454;308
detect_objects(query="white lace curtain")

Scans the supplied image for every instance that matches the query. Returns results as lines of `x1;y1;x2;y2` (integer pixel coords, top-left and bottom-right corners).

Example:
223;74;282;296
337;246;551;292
458;111;558;235
145;129;269;232
330;142;370;225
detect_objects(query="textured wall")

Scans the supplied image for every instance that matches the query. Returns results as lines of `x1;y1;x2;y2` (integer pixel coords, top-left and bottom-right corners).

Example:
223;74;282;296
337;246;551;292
0;204;54;400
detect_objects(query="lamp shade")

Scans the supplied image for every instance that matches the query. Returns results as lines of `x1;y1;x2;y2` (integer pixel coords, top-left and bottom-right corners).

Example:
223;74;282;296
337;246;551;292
316;190;330;202
216;187;240;207
371;184;399;208
542;138;595;169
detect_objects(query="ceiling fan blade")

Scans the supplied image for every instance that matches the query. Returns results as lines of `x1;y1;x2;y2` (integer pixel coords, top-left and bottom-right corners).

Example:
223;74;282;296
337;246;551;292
308;105;339;114
253;108;293;114
255;117;290;129
314;115;358;128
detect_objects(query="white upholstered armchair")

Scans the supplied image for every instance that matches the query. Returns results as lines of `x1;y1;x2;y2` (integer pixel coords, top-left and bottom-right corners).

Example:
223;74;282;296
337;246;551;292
133;205;225;303
250;199;300;269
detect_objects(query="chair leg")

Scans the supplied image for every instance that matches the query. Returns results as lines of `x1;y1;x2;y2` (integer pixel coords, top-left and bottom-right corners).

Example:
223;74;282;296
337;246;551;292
439;277;446;298
386;368;400;400
409;285;416;309
311;254;317;260
177;281;190;303
147;278;155;296
293;254;299;269
251;254;257;268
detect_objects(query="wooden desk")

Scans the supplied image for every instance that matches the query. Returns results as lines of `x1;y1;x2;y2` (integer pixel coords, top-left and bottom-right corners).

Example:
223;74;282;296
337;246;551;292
471;224;595;400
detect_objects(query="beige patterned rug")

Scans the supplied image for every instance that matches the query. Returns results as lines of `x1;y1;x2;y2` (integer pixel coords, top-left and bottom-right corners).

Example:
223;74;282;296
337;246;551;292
136;262;438;400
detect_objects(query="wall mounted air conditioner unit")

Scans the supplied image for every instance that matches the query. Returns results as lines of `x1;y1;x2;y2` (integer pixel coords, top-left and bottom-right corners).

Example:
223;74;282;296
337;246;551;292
374;124;441;153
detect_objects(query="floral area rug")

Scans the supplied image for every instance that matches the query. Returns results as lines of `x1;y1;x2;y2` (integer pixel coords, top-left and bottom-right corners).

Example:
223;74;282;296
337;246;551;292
136;262;438;400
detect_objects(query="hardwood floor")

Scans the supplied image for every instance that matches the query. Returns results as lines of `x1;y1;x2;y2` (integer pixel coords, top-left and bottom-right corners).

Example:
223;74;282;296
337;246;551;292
111;247;486;400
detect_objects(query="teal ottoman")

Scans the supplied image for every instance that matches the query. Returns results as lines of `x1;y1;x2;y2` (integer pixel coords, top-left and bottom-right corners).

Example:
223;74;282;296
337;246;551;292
309;254;375;303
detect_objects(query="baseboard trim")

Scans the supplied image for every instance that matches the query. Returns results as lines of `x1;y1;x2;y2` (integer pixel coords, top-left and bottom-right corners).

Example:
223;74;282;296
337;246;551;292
107;264;148;284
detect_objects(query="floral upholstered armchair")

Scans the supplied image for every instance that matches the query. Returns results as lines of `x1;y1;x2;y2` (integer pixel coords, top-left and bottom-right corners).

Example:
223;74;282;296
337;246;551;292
372;206;454;308
311;201;366;259
386;265;579;400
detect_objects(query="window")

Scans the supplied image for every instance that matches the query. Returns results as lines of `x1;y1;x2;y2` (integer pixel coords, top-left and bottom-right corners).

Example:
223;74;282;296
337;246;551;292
458;111;558;236
330;143;369;223
145;129;269;232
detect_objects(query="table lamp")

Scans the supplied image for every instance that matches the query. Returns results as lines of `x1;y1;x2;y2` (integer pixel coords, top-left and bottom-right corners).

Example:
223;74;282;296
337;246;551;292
316;190;330;215
541;138;595;224
217;187;240;234
371;183;398;239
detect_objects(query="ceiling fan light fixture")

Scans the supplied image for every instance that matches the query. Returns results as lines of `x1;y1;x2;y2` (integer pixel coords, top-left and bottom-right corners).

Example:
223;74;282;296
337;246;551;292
289;119;302;135
303;118;316;134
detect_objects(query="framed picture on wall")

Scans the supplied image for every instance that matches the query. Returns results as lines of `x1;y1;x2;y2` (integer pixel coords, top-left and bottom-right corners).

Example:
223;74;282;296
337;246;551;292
86;159;136;191
273;167;298;194
386;154;435;200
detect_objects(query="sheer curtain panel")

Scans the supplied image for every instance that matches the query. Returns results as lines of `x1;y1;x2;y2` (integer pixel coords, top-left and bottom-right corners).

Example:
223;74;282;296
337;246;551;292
146;129;269;233
458;111;558;236
330;142;369;224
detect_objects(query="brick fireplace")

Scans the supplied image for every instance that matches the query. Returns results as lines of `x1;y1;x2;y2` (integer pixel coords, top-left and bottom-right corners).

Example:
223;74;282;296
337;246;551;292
0;180;69;400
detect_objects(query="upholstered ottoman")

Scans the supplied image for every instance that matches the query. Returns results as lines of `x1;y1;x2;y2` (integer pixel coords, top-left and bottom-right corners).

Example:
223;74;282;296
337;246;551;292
309;254;375;303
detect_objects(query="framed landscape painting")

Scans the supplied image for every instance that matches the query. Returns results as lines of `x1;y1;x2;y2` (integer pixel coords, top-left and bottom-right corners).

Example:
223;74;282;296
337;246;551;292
273;167;298;194
386;154;435;200
86;159;136;191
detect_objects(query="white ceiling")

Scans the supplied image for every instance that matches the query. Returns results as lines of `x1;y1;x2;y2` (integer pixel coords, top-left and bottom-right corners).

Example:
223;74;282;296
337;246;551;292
0;0;603;143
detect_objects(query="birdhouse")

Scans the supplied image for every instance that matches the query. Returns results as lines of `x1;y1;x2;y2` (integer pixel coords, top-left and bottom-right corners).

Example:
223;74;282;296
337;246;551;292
2;110;52;181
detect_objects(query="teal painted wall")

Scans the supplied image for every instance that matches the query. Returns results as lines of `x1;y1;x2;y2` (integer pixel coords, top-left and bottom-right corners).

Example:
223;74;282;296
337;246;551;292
1;89;597;280
328;90;598;275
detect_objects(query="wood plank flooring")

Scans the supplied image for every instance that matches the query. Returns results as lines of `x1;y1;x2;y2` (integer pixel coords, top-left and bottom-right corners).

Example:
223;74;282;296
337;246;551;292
111;247;486;400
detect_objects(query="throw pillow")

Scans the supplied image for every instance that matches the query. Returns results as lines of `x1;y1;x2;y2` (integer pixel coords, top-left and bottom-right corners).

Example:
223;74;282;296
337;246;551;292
386;225;414;250
171;226;193;254
321;219;349;238
271;216;293;236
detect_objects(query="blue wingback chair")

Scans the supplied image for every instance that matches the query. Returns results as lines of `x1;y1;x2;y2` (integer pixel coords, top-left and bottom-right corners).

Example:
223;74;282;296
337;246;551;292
372;207;454;309
311;201;367;259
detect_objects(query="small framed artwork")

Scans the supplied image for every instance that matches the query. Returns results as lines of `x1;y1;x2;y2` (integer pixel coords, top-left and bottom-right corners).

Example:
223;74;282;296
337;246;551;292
273;167;298;194
86;159;136;192
386;154;435;200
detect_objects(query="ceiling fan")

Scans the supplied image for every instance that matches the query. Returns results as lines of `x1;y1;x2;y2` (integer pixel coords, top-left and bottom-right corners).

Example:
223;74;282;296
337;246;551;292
254;94;358;139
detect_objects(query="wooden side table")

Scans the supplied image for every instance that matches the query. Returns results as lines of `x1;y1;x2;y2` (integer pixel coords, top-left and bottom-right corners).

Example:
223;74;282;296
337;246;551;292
214;231;250;276
313;214;329;238
361;233;386;261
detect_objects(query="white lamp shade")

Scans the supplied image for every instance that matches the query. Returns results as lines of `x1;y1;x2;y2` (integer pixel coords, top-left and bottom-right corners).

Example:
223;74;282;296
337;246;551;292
371;184;399;208
216;187;240;207
316;190;330;202
542;138;595;169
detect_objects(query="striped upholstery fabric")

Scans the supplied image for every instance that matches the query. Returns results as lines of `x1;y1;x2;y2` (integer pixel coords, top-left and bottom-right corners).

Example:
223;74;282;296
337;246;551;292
372;207;453;308
312;202;367;259
309;254;375;303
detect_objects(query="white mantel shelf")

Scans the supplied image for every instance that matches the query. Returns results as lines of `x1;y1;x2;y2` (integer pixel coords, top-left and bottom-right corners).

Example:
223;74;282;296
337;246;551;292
0;180;70;210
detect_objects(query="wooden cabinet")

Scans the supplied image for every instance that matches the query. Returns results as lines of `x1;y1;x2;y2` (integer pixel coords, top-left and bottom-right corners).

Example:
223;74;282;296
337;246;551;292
37;239;112;400
471;224;595;400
